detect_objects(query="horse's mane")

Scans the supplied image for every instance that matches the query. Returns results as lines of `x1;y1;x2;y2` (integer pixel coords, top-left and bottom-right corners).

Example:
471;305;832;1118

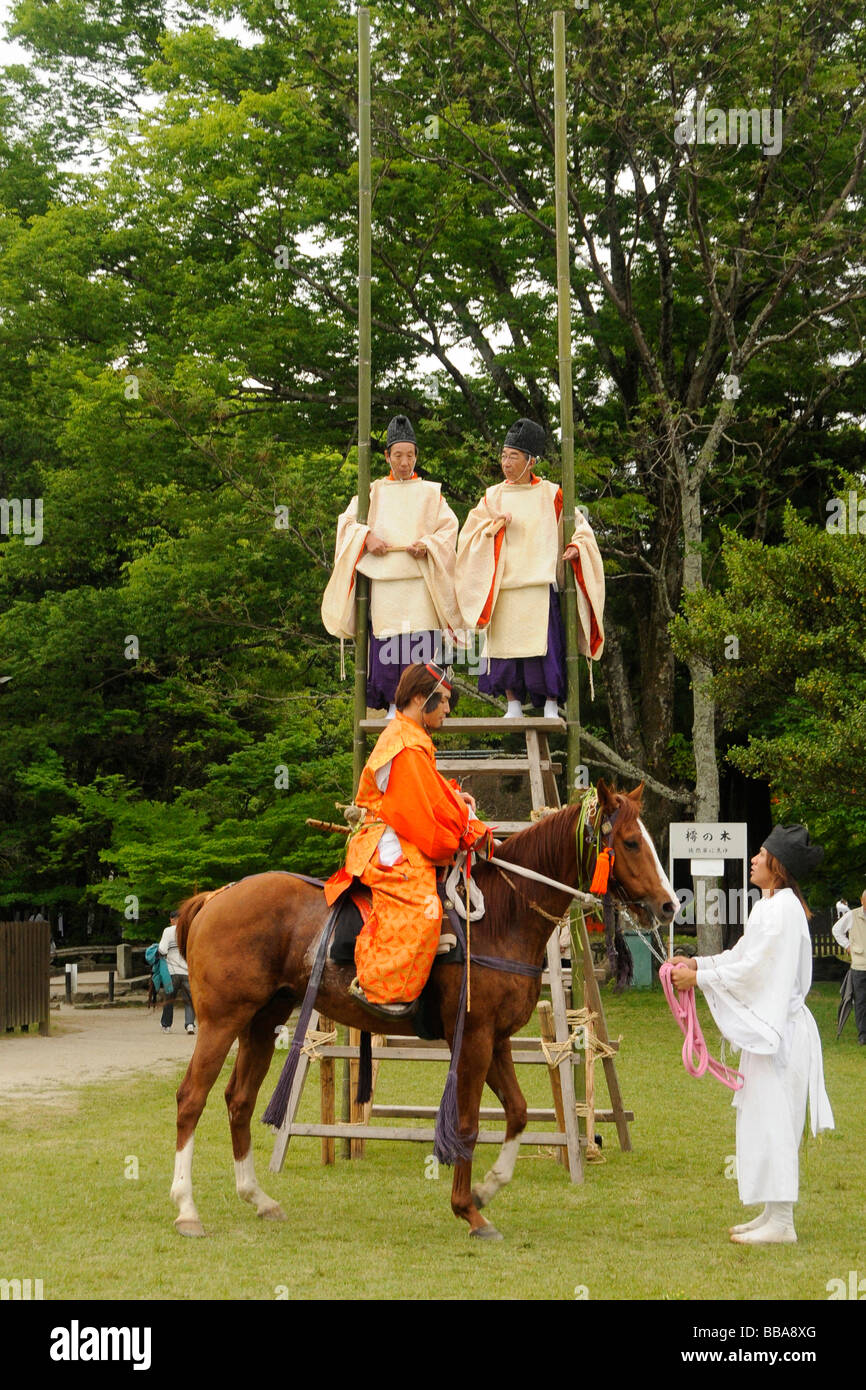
474;792;641;939
492;801;582;876
474;802;582;940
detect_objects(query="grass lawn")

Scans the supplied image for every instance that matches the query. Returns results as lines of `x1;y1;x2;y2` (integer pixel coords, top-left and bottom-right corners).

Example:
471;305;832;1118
0;982;862;1301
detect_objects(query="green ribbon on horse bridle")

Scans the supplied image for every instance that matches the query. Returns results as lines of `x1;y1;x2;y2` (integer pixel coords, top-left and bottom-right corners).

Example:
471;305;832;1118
573;792;634;988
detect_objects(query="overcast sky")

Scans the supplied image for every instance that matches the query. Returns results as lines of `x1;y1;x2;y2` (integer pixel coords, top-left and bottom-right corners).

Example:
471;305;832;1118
0;1;507;382
0;0;27;64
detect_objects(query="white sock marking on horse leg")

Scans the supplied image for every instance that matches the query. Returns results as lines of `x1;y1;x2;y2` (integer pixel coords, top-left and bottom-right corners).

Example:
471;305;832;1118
234;1149;282;1216
170;1137;200;1226
639;819;677;904
474;1137;520;1208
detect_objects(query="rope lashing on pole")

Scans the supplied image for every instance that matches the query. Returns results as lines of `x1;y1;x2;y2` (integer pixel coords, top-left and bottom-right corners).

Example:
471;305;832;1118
301;1027;338;1061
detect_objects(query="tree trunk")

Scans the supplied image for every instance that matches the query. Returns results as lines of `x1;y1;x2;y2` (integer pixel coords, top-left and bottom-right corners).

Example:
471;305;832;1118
599;619;645;768
681;475;722;954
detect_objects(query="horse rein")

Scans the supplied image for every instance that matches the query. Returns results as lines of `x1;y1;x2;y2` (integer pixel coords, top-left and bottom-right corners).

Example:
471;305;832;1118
492;864;578;928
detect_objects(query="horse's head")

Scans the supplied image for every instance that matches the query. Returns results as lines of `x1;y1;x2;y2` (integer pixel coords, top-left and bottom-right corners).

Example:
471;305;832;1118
595;780;677;927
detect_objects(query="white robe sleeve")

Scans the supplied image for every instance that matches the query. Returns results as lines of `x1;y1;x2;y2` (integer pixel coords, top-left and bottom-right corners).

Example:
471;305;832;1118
455;493;504;630
560;508;605;659
694;894;801;1055
415;493;463;633
320;496;369;639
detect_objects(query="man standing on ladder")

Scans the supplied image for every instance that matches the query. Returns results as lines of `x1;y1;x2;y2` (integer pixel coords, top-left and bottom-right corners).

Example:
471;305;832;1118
324;662;494;1018
321;416;463;718
455;418;605;719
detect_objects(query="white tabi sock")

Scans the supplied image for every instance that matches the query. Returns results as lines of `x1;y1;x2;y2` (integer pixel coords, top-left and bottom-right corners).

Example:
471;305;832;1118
767;1201;796;1233
504;700;523;718
543;698;559;719
386;703;397;720
730;1201;797;1244
730;1205;770;1234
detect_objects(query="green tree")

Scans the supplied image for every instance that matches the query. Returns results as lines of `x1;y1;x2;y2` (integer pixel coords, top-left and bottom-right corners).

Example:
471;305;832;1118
672;501;866;898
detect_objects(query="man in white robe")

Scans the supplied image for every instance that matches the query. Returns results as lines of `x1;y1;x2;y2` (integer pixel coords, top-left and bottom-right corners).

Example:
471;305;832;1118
321;415;462;716
671;824;834;1244
455;417;604;719
832;888;866;1043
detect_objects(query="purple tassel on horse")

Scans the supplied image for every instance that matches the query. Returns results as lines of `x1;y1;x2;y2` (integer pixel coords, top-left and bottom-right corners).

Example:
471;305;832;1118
262;910;337;1129
433;912;476;1165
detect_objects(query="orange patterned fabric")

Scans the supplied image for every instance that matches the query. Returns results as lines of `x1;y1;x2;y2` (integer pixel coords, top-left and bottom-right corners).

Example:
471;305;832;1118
324;713;489;1003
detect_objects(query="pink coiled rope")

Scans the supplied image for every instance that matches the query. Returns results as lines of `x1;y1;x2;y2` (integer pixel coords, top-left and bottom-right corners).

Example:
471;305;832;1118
659;961;743;1092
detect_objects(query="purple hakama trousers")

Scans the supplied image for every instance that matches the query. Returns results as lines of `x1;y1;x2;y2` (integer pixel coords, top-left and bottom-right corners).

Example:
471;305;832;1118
478;585;566;705
367;629;443;708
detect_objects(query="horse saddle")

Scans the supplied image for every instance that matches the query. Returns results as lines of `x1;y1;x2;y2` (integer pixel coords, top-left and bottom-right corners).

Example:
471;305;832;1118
284;872;462;1040
328;874;466;968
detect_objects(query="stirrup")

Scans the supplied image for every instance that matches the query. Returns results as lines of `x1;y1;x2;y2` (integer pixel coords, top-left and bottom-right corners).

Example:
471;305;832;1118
348;978;419;1020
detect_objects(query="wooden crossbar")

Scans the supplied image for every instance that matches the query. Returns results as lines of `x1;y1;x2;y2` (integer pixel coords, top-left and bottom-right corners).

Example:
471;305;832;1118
369;1106;632;1123
279;1125;611;1147
359;717;566;732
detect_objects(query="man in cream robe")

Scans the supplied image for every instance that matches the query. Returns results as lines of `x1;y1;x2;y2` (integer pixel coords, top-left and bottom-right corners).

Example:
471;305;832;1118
671;825;834;1245
456;418;605;719
832;888;866;1043
321;415;462;715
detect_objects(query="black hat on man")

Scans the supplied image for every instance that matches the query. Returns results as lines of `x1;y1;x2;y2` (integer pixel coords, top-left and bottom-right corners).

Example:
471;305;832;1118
386;415;416;448
504;417;546;459
762;825;825;881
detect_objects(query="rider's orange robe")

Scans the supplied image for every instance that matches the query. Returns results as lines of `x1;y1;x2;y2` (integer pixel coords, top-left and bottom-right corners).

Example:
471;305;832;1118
324;713;489;1003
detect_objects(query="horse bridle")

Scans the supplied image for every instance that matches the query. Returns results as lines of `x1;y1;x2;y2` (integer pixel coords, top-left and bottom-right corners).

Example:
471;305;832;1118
491;798;657;933
585;798;667;930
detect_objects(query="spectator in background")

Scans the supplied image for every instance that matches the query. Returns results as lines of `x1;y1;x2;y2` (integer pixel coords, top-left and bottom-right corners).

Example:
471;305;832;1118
833;890;866;1045
159;910;196;1035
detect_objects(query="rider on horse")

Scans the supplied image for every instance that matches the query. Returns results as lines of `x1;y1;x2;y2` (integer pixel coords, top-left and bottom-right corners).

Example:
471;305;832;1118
324;661;494;1017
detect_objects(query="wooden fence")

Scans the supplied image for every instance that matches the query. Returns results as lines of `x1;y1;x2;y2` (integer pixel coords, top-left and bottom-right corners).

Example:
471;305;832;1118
0;920;51;1034
810;909;846;961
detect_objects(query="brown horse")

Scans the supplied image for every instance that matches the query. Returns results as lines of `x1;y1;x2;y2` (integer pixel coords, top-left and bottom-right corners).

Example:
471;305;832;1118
169;780;676;1239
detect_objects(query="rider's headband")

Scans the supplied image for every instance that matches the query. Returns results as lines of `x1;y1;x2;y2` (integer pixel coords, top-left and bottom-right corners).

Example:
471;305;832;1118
423;661;452;704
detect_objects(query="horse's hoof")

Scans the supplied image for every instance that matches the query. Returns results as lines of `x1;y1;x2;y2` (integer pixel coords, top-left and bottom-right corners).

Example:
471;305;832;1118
259;1204;287;1222
469;1222;503;1241
471;1188;487;1210
174;1217;206;1238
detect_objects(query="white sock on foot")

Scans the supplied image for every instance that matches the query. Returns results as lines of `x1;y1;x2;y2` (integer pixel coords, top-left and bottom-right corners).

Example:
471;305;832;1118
767;1201;795;1233
543;698;559;719
730;1205;770;1234
386;703;397;720
504;700;523;718
730;1201;797;1244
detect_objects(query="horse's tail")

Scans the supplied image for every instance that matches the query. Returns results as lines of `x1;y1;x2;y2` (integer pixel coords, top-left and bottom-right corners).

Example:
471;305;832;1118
356;1031;372;1106
175;893;213;960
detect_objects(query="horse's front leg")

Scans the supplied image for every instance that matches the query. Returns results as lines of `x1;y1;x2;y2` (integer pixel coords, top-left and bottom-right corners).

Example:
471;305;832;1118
449;1031;503;1240
472;1039;528;1212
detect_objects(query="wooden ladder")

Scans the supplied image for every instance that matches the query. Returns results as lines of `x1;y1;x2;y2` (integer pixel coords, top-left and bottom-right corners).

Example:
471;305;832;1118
269;715;632;1182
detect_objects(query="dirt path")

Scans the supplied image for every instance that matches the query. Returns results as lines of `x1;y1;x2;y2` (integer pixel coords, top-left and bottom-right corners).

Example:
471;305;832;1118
0;1004;237;1110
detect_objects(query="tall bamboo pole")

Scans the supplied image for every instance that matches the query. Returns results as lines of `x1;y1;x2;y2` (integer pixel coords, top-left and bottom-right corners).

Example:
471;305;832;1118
553;12;580;794
344;6;373;1156
554;15;587;1145
353;6;372;795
